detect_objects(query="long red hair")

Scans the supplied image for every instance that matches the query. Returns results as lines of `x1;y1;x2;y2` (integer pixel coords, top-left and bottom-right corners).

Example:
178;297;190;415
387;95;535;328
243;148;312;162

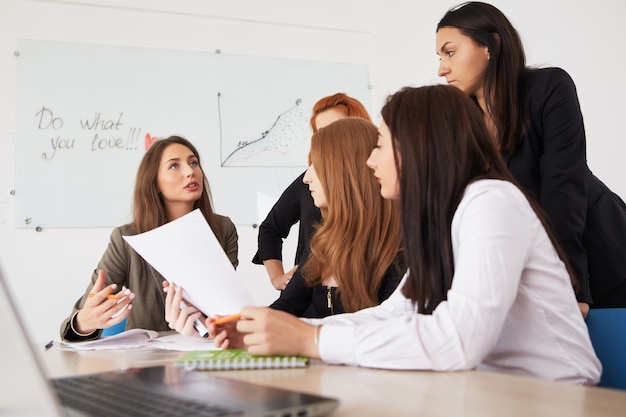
302;118;402;312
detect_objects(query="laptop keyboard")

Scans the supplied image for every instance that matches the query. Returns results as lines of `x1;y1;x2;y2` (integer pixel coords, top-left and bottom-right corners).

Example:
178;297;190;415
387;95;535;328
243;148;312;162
52;373;244;417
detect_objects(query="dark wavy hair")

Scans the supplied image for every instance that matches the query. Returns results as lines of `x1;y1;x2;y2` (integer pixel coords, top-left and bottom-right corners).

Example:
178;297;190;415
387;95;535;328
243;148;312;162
437;1;529;157
382;85;575;313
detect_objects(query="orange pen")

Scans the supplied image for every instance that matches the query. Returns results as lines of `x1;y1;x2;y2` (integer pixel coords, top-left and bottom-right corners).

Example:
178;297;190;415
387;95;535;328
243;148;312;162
88;294;120;299
213;314;241;325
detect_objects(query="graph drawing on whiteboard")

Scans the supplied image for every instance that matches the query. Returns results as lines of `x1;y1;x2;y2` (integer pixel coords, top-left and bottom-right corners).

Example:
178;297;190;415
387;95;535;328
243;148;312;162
219;92;310;167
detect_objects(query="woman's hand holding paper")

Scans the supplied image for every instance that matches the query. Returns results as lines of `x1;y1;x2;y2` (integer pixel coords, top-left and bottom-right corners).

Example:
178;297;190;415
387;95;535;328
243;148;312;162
163;281;205;337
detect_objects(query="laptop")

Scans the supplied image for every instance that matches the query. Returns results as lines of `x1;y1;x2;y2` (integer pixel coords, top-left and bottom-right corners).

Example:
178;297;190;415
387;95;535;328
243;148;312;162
0;265;339;417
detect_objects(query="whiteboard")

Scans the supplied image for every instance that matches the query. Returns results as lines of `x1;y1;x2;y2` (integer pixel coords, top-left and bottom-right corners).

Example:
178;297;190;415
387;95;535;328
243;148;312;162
15;40;370;228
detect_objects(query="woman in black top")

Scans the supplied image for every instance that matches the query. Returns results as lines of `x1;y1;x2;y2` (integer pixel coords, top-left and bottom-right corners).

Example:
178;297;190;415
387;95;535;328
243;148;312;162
435;2;626;310
253;93;373;290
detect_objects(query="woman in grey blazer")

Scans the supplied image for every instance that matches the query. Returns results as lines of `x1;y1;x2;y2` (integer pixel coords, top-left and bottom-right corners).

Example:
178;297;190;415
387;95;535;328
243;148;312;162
60;135;238;341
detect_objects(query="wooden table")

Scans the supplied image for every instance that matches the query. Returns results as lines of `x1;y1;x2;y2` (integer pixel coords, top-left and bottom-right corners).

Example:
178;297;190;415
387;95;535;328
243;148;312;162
38;345;626;416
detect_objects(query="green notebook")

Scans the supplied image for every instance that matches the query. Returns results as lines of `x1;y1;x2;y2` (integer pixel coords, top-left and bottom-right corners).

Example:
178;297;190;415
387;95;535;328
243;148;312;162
174;349;310;370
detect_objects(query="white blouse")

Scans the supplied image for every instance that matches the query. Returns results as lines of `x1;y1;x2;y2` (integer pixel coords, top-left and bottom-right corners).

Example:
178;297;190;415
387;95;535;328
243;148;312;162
307;180;601;384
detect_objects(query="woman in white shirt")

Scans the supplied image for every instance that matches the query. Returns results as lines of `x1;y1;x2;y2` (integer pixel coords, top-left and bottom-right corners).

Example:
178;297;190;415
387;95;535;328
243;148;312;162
209;85;601;384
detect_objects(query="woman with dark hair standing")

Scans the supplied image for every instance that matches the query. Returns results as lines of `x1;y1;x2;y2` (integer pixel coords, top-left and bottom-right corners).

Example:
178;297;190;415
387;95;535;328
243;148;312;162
60;136;238;341
253;93;372;290
208;85;601;385
435;1;626;311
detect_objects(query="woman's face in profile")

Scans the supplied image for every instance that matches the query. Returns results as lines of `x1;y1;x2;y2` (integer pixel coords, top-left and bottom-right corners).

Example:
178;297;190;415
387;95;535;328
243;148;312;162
436;26;490;97
367;121;399;200
302;164;327;209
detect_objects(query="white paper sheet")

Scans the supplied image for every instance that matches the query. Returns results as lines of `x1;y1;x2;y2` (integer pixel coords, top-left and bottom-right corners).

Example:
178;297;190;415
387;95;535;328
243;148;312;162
147;333;219;352
123;209;254;316
60;328;159;350
60;329;219;351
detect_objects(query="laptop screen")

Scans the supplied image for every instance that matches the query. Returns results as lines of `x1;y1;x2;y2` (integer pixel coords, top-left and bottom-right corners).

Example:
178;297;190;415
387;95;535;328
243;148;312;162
0;266;66;417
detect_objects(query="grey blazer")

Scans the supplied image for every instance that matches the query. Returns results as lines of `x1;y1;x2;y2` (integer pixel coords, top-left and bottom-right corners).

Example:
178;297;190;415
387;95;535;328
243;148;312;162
60;214;238;341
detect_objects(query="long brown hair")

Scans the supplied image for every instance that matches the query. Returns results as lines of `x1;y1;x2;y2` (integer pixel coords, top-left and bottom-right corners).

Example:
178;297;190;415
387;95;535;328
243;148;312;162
301;118;402;312
437;1;529;157
310;93;371;132
132;136;225;247
382;85;576;314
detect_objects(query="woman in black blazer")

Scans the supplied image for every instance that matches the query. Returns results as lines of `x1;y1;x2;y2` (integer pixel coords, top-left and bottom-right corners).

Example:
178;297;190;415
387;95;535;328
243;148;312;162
252;93;372;290
435;2;626;311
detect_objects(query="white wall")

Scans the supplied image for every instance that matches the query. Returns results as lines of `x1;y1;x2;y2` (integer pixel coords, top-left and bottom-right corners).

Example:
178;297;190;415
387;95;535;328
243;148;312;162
1;0;625;342
370;0;626;194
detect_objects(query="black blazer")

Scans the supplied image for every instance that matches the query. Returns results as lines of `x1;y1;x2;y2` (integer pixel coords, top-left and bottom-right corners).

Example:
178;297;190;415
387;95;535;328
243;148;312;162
507;67;626;306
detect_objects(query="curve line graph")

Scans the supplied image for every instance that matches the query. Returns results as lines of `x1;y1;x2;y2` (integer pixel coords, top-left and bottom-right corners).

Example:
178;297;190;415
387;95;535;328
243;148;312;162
219;93;310;167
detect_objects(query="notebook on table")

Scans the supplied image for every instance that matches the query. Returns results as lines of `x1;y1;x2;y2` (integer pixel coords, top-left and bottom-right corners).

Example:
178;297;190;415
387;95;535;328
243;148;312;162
176;349;310;370
0;264;339;417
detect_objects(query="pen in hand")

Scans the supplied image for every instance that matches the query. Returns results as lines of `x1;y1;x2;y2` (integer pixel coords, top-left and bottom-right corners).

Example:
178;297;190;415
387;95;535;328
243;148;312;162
89;286;129;301
193;320;209;338
180;301;209;338
213;313;242;325
88;294;120;299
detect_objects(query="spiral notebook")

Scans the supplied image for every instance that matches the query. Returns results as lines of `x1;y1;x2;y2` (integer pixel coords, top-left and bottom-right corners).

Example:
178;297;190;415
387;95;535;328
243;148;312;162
175;349;310;370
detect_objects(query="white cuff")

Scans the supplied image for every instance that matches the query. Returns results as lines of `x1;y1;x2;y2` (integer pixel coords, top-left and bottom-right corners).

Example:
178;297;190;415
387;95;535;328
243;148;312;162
318;324;357;366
